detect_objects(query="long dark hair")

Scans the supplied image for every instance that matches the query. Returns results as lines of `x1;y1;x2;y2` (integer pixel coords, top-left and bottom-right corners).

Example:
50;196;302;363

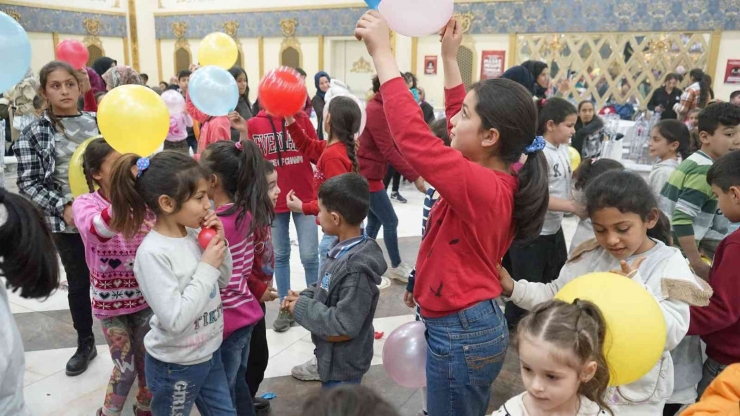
326;96;362;173
109;152;209;239
573;157;624;191
229;66;251;109
0;189;60;299
471;78;549;241
653;120;690;160
39;61;81;134
537;97;577;136
689;68;710;109
200;140;275;233
82;137;116;193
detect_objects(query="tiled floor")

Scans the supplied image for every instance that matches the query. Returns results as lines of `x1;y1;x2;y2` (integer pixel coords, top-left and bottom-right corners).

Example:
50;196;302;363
9;179;579;416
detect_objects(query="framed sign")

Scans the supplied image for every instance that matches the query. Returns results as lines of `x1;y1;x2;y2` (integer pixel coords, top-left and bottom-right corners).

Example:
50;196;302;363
424;55;438;75
724;59;740;84
480;50;506;80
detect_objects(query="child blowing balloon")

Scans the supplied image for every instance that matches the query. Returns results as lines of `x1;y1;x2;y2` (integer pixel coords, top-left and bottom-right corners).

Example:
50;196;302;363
499;170;712;415
108;152;236;416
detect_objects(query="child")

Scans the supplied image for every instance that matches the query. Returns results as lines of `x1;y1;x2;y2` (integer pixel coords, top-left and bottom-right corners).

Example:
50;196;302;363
177;70;198;154
302;385;401;416
687;151;740;396
0;188;60;416
283;95;362;272
228;66;254;141
71;138;153;416
492;299;612;416
569;157;624;254
282;173;387;388
500;170;710;415
660;103;740;280
108;151;235;416
572;101;605;159
404;72;420;103
13;61;100;376
687;109;702;155
162;90;193;154
185;67;233;153
686;108;701;131
648;119;690;197
356;14;550;416
199;140;275;415
506;97;581;329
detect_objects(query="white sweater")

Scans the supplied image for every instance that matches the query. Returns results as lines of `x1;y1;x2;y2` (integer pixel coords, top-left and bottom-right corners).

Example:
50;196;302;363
492;393;606;416
510;239;701;413
134;229;232;365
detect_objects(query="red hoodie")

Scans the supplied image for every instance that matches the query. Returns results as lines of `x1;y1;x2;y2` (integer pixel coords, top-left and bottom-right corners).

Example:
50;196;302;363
380;77;518;318
247;110;317;214
357;91;420;192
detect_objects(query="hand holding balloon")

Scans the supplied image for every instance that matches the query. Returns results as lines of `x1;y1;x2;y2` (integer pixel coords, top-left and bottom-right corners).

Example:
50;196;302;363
201;211;225;243
440;19;463;62
228;111;248;137
258;67;306;118
377;0;454;37
56;40;89;69
354;11;393;57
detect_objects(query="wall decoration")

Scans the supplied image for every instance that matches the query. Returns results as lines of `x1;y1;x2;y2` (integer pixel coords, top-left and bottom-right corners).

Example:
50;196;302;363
83;17;105;66
171;21;191;75
0;4;126;37
279;18;302;69
480;50;505;79
424;56;437;75
454;12;476;86
724;59;740;84
350;57;373;74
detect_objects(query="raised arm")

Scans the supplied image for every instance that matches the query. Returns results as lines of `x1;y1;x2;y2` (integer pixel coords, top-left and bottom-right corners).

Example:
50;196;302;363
286;116;326;162
186;91;208;124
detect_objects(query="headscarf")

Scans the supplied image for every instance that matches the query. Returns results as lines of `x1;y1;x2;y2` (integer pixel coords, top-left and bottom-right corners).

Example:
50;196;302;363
92;57;116;78
314;71;331;100
102;65;142;90
521;60;549;99
85;67;106;94
501;66;536;96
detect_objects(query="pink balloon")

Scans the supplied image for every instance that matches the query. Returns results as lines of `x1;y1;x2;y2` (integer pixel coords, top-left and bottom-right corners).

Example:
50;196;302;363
382;321;427;388
161;90;185;115
56;40;89;69
378;0;454;37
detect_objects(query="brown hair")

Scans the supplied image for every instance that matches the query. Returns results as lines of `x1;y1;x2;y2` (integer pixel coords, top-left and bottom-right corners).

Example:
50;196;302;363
82;137;116;193
518;299;612;415
109;152;209;238
326;96;361;173
38;61;81;134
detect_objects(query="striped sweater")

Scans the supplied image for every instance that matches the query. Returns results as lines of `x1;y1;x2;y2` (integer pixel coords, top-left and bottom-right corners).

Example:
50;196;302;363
217;204;264;339
659;150;717;241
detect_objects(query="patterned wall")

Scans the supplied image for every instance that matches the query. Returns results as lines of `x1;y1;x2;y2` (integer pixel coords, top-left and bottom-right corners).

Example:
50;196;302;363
0;4;127;37
154;0;740;39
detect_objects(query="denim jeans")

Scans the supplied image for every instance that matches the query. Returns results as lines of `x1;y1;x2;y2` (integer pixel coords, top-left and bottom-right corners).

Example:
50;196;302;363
145;349;235;416
697;357;728;398
365;190;402;268
318;234;339;274
423;299;508;416
321;378;362;389
272;211;319;301
219;325;256;416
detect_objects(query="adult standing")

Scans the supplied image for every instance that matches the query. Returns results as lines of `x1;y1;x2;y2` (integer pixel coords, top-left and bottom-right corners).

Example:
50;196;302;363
229;66;254;141
647;73;682;119
674;69;711;121
312;71;331;140
521;60;549;99
91;57;117;79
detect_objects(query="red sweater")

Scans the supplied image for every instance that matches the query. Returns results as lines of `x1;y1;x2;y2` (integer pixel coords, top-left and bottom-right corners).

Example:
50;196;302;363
380;78;518;318
358;91;420;192
246;226;274;302
247;110;317;214
688;230;740;364
286;122;353;216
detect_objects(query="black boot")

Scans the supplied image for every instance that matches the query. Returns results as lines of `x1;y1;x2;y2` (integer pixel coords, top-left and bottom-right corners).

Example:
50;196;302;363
254;397;271;414
65;335;97;376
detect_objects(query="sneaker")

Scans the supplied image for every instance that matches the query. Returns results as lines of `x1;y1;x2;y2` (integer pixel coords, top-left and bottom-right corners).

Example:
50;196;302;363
387;262;412;283
65;335;97;376
133;405;153;416
291;356;321;381
272;309;294;333
254;397;271;414
390;192;408;203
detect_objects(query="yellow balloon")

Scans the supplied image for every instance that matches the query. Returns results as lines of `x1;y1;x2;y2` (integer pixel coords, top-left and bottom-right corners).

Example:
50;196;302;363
98;85;169;156
554;272;666;386
69;136;101;197
568;145;581;170
199;32;238;70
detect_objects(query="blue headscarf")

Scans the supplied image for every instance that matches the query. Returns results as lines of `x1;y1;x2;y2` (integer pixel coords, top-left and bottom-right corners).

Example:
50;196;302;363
314;71;331;100
501;66;536;96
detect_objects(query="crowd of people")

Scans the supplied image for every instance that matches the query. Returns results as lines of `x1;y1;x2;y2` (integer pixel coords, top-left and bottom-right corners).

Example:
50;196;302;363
2;11;740;416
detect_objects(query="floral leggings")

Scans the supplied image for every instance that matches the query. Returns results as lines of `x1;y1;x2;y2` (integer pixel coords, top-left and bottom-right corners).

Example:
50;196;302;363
100;308;152;416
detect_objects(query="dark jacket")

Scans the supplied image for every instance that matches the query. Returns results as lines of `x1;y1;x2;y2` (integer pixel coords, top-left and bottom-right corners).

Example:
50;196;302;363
312;95;325;140
647;86;682;120
572;116;604;157
230;96;253;141
293;237;387;382
420;101;436;125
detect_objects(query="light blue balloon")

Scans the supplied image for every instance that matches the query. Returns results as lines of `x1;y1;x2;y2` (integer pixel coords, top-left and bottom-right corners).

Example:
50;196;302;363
188;65;239;117
0;12;31;93
365;0;381;9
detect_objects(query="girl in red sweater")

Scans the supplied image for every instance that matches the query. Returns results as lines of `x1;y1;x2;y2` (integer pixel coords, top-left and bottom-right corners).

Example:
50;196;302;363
356;14;549;416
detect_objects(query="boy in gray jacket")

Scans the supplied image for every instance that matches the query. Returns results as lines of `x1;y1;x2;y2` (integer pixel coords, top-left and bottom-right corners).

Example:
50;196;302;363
282;173;387;388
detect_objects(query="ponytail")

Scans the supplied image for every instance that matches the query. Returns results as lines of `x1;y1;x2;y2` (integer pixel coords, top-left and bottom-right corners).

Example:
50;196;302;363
690;69;710;109
515;151;549;240
326;96;362;173
109;154;148;239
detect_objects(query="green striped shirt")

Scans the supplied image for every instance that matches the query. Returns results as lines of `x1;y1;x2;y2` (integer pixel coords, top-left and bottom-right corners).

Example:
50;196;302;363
659;151;717;240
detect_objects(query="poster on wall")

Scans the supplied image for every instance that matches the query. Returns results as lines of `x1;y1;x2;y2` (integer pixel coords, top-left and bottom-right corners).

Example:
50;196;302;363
724;59;740;84
480;50;506;80
424;56;438;75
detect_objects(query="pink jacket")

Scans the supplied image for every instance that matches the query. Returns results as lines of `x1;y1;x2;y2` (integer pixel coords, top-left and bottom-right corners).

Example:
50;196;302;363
186;92;231;153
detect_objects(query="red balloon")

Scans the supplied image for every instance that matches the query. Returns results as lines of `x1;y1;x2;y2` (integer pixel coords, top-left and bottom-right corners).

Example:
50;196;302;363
198;227;218;250
57;40;89;69
258;67;306;118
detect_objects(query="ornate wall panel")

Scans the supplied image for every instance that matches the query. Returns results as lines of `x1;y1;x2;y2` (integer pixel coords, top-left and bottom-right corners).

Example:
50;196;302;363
0;4;126;36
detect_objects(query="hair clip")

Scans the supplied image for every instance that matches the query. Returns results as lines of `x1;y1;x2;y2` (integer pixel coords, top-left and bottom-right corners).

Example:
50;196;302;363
136;157;150;178
524;136;546;155
235;141;244;152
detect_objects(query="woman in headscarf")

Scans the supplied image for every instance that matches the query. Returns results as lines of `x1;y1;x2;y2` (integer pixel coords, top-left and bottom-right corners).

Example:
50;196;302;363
501;66;537;97
521;60;549;99
92;57;117;78
102;66;143;90
312;71;331;140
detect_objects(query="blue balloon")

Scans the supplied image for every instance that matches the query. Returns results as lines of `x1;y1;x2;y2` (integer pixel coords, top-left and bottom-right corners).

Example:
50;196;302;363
0;12;31;93
188;65;239;117
365;0;381;9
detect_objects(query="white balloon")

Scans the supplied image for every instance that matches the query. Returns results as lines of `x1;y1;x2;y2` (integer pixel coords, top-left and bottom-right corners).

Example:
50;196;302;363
378;0;455;38
323;79;367;139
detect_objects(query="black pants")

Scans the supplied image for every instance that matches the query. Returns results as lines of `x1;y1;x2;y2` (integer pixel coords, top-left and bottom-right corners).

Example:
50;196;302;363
662;403;683;416
246;302;269;398
54;233;93;338
504;228;568;330
383;165;401;193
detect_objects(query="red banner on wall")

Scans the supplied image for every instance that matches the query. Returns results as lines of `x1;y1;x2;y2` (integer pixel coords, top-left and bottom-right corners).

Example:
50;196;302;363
725;59;740;84
424;55;438;75
480;50;506;80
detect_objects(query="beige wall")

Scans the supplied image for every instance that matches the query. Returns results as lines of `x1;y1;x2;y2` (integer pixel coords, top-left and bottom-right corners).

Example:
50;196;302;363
713;31;740;102
25;32;126;75
157;0;358;12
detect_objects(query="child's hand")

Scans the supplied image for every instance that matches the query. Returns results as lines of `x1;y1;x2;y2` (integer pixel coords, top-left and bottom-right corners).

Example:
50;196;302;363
286;190;304;213
690;258;711;281
285;115;295;125
282;294;300;314
261;287;278;303
403;291;416;308
354;11;392;57
287;290;301;298
202;211;225;241
414;177;428;194
496;263;515;297
201;233;227;269
440;18;463;61
77;69;91;94
63;204;76;227
228;111;248;135
610;257;646;278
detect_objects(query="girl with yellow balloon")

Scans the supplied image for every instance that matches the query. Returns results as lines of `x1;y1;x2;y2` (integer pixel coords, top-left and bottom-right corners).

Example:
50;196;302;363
498;170;712;415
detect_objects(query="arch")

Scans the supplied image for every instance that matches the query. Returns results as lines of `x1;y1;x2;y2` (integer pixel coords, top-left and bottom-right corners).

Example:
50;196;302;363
175;47;191;75
281;47;301;69
86;44;104;67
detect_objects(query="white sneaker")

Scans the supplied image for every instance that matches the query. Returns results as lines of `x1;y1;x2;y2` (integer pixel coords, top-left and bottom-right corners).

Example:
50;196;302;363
387;262;412;283
291;356;320;381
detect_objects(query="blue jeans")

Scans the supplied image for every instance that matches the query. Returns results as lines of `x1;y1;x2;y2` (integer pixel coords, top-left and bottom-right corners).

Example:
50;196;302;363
321;378;362;389
318;234;339;274
365;190;401;268
272;211;319;301
697;357;729;398
219;325;255;416
423;299;508;416
145;349;236;416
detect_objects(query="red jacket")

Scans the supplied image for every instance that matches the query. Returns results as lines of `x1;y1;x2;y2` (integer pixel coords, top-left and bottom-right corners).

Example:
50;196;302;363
689;230;740;365
246;226;274;302
286;122;353;216
247;110;317;214
380;78;518;318
358;91;420;192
